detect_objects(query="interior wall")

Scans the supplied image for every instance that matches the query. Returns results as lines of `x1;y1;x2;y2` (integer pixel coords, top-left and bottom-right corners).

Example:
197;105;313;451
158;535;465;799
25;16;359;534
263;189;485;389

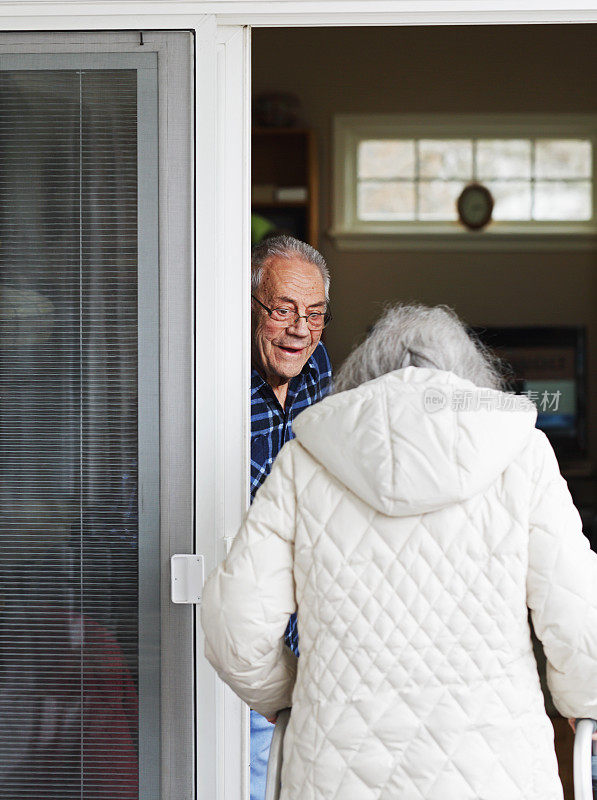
252;24;597;473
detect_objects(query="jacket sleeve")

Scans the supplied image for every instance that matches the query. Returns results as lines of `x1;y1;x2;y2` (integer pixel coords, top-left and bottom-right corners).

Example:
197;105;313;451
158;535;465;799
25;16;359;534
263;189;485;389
526;431;597;718
200;441;298;719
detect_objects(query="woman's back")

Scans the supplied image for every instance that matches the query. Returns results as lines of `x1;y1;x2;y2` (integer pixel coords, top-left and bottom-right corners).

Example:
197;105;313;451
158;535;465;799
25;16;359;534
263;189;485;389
281;368;561;799
203;366;597;800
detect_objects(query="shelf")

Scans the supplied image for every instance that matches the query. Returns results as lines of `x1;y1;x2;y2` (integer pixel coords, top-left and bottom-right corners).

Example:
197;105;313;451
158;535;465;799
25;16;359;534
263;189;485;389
251;127;318;247
252;127;311;136
252;200;309;209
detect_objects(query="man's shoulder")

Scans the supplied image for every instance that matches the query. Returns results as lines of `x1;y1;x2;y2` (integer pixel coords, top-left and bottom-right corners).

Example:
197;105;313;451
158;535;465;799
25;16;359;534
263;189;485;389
250;368;267;396
309;341;332;380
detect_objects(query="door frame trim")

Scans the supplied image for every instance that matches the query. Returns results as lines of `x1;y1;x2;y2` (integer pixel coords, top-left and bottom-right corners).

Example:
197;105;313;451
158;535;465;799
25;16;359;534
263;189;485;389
0;1;596;26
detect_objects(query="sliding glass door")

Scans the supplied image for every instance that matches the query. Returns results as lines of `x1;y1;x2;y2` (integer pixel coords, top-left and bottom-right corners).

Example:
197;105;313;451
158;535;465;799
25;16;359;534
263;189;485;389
0;52;162;799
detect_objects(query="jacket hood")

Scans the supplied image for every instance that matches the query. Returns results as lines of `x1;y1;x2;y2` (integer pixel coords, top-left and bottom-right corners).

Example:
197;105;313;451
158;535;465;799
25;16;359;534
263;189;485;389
292;367;537;516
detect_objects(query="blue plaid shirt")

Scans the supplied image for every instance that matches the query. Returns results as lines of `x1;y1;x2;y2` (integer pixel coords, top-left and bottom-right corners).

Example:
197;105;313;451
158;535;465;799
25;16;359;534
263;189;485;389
250;341;332;654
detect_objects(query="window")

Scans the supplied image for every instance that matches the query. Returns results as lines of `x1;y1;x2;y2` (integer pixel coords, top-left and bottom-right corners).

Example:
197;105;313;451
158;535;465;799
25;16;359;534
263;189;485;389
0;57;157;800
332;114;597;249
0;32;195;800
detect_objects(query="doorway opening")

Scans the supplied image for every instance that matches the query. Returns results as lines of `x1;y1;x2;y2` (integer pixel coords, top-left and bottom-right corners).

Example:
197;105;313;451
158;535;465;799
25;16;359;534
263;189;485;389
251;24;597;800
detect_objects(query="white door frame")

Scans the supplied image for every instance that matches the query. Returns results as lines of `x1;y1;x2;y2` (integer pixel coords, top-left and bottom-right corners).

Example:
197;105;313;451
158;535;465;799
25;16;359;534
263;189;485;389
0;3;596;799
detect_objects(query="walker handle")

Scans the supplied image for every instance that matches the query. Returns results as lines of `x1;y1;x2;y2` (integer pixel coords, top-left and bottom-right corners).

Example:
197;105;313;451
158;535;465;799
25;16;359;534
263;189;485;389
573;718;597;800
264;708;291;800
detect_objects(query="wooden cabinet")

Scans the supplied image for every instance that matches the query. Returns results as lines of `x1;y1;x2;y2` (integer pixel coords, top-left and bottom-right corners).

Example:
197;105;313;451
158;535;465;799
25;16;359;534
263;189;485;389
251;128;319;248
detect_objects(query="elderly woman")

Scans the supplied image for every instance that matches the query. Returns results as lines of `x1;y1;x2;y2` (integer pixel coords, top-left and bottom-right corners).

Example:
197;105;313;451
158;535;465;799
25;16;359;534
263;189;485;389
201;304;597;800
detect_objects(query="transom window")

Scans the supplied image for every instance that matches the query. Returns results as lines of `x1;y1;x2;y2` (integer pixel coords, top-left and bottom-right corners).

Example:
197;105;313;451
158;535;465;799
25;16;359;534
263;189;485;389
332;114;597;249
358;138;591;222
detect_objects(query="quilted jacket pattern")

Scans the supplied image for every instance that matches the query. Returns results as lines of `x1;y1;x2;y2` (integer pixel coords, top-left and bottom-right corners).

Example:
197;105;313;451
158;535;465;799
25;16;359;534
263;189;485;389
201;368;597;800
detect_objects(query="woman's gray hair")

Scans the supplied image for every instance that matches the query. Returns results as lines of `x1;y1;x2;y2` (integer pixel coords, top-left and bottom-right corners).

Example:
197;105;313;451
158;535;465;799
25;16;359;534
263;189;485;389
251;235;330;303
334;303;505;392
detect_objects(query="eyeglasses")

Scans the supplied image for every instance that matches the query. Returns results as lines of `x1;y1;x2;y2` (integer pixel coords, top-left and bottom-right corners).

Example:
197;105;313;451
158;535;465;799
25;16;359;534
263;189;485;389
251;295;332;330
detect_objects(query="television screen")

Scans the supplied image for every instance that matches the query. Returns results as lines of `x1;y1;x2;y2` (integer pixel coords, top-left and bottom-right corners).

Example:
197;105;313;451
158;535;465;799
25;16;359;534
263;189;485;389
473;327;587;463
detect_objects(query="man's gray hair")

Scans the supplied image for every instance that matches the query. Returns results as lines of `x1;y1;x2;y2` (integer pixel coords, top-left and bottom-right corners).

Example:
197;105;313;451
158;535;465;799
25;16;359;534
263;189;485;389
335;303;505;392
251;235;330;303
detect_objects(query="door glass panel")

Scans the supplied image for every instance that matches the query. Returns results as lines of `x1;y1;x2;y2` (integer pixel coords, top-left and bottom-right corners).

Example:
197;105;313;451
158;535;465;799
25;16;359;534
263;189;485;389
0;62;158;799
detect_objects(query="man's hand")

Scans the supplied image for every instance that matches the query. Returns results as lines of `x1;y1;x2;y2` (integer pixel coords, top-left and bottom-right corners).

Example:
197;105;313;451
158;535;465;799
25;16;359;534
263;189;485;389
267;714;278;724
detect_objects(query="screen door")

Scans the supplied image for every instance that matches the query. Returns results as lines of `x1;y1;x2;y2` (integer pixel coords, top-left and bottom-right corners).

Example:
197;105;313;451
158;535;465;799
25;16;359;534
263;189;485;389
0;52;162;800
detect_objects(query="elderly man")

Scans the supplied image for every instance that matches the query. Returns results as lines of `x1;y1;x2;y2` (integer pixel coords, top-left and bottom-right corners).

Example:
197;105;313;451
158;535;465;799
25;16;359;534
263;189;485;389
249;234;332;800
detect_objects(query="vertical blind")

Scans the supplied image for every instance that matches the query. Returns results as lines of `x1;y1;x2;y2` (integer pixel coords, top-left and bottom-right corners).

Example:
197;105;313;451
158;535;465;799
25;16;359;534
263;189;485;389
0;69;140;798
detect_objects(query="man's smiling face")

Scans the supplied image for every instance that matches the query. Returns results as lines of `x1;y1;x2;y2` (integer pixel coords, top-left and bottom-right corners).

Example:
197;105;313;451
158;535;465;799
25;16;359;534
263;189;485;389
251;255;326;391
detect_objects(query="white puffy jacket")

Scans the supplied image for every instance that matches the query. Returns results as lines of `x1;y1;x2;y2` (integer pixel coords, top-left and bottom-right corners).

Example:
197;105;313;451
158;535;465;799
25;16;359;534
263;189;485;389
201;367;597;800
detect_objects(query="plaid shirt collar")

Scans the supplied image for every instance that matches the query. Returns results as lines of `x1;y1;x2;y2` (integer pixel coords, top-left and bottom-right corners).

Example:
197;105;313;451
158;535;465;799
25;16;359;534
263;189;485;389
250;348;321;404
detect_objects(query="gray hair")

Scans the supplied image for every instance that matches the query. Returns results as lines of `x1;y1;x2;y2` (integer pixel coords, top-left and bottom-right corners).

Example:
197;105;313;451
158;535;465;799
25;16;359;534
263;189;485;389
251;235;330;303
334;303;505;392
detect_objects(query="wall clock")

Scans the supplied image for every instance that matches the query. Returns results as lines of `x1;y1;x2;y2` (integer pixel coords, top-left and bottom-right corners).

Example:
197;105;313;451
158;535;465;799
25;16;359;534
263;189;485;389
457;183;494;231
